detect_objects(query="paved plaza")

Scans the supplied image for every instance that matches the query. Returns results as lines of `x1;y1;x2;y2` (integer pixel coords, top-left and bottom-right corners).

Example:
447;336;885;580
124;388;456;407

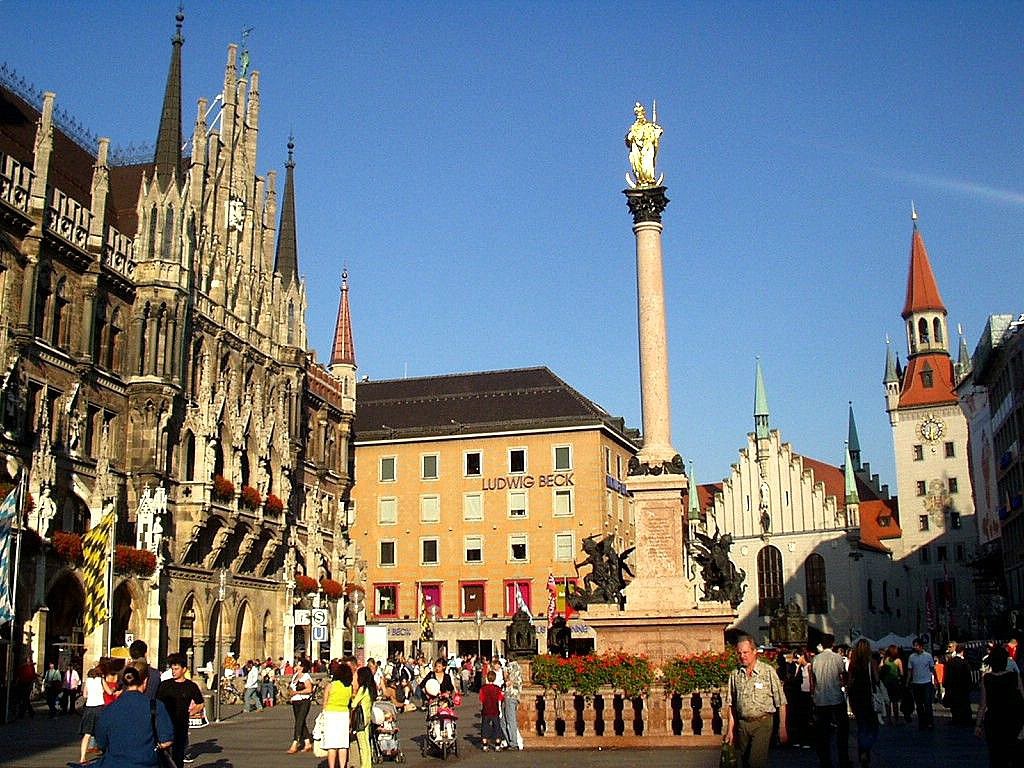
0;693;993;768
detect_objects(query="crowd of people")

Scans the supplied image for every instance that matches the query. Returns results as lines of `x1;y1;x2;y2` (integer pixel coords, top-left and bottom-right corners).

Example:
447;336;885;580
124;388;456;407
727;633;1024;768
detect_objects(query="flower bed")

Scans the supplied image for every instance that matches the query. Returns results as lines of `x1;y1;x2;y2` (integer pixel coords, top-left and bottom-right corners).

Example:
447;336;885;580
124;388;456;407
212;475;235;501
240;484;262;509
115;545;157;576
320;578;344;599
265;493;284;515
52;531;83;564
531;649;735;697
294;574;318;594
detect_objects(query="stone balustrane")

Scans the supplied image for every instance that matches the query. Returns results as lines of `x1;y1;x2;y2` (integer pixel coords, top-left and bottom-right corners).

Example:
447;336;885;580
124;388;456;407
102;226;138;281
46;187;92;250
0;153;33;214
517;685;728;748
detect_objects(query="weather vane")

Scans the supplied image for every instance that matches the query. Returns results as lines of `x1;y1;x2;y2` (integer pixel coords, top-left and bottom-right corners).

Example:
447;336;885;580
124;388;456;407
240;26;254;76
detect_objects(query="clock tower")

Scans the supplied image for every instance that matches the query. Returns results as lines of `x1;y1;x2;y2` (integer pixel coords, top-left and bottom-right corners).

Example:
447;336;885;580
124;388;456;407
885;209;977;638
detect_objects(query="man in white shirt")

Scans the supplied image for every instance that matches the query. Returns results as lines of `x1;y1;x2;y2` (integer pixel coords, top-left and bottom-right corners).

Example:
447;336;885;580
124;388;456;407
242;661;263;712
811;635;850;768
905;637;936;730
60;663;81;715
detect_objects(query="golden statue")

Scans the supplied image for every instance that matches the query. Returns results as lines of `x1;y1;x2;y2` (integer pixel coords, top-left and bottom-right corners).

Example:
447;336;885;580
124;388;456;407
625;101;664;188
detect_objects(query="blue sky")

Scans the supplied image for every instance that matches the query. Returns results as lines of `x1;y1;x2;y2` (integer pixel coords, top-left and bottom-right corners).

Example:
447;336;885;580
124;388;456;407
5;1;1022;492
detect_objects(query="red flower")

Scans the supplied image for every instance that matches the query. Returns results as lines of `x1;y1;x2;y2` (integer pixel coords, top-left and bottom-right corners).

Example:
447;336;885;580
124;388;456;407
52;531;83;564
294;574;318;594
212;475;235;501
320;578;344;599
240;485;262;509
114;545;157;576
265;494;285;515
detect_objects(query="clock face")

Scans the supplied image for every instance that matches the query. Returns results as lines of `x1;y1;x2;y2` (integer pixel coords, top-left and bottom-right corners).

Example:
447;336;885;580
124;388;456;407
920;415;945;443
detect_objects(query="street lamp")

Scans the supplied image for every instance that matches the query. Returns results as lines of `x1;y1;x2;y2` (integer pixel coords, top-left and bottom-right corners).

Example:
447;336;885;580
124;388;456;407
474;609;484;659
213;567;233;723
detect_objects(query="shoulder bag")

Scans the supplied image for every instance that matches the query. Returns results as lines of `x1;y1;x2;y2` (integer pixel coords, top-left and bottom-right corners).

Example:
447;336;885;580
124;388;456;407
350;695;367;734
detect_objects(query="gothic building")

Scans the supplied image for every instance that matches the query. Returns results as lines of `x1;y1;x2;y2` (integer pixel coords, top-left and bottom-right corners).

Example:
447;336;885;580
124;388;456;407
0;14;355;670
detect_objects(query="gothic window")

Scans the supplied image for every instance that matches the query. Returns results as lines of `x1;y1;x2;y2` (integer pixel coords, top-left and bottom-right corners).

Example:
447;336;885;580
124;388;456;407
804;553;828;614
34;266;51;337
287;302;295;346
147;205;158;260
183;430;196;481
907;320;917;354
107;307;123;371
92;295;107;361
50;276;69;348
138;303;151;375
161;205;175;261
756;545;784;616
918;318;930;344
933;318;943;345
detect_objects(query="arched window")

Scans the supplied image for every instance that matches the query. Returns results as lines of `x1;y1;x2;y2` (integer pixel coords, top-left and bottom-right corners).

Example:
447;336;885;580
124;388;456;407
933;318;943;345
50;276;69;348
804;553;828;614
92;295;107;362
287;302;295;346
107;307;123;371
161;205;175;261
138;303;150;375
183;430;196;481
918;317;930;344
907;320;916;354
34;266;51;338
147;205;158;260
757;545;784;616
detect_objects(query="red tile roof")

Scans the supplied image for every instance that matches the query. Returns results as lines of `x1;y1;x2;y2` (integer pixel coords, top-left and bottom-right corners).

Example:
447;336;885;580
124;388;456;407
902;226;946;318
898;353;958;407
858;498;902;552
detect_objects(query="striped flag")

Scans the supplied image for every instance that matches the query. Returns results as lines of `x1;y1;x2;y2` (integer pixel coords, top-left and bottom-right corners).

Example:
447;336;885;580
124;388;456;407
546;573;557;627
0;482;22;625
81;509;116;635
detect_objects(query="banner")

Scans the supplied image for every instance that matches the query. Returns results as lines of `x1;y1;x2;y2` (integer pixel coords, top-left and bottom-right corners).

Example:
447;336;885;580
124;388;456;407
0;482;21;625
82;509;116;635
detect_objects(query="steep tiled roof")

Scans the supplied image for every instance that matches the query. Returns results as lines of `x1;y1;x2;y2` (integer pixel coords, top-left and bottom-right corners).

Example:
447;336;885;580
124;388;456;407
858;498;902;552
799;456;882;508
330;271;355;367
902;226;946;318
354;367;636;443
898;353;958;407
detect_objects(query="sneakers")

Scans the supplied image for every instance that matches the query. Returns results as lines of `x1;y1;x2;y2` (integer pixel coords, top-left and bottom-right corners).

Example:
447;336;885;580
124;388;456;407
184;757;195;764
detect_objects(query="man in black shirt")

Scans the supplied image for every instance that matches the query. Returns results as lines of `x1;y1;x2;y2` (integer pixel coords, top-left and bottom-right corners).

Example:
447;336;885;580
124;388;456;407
156;652;205;768
129;639;163;701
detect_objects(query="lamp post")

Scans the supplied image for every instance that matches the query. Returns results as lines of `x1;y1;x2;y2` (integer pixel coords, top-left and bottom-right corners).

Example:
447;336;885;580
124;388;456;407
213;567;232;723
474;609;484;660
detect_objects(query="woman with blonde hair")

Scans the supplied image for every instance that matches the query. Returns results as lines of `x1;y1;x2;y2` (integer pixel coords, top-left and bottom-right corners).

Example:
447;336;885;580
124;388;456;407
847;639;880;768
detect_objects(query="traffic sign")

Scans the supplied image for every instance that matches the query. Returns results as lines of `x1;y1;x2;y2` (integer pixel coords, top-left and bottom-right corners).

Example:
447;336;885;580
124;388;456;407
312;624;329;643
311;608;329;627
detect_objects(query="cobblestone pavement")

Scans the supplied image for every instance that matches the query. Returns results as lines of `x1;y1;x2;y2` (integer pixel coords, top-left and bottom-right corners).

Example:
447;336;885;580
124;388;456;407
0;696;992;768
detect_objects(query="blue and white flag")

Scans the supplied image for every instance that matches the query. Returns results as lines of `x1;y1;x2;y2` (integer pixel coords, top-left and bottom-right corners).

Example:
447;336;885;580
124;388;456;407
0;482;21;625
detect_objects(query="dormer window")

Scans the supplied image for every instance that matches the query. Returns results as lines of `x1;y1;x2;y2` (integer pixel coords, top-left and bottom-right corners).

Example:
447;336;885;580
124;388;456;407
921;362;934;388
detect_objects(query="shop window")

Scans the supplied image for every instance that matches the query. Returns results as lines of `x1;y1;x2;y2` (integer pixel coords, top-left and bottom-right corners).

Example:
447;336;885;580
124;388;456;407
375;584;398;616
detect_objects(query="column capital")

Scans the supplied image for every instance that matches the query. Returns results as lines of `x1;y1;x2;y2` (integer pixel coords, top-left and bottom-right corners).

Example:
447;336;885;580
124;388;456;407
624;186;669;225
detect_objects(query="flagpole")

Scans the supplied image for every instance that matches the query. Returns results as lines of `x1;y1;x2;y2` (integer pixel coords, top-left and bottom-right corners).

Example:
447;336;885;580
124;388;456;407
105;507;116;656
3;470;26;722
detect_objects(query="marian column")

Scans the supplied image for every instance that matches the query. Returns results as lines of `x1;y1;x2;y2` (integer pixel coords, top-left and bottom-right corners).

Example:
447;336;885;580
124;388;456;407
621;102;690;611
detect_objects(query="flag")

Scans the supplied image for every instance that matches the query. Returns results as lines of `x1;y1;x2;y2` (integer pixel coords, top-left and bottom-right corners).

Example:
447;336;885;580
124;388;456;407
545;573;557;627
81;509;116;635
924;584;936;634
514;582;533;620
0;482;22;625
563;577;574;620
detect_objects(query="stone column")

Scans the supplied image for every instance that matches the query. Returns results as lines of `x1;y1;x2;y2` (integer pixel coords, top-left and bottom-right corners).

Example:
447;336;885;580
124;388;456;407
624;186;675;467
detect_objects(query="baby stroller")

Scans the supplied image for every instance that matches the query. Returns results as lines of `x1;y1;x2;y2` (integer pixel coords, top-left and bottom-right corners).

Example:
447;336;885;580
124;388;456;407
421;678;459;760
371;699;405;763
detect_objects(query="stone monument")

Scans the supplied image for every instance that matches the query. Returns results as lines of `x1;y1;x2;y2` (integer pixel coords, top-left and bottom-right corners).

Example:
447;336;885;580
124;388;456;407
580;103;733;666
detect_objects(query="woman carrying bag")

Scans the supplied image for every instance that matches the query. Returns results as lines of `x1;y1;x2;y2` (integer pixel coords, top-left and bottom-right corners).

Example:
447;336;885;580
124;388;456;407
93;662;174;768
286;658;314;754
350;667;377;768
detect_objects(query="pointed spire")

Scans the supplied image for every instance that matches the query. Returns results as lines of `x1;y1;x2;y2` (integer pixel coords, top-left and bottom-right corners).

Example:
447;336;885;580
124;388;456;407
884;337;899;384
275;136;298;285
153;7;184;190
844;441;859;506
901;209;946;318
330;269;356;367
847;402;862;471
754;358;770;439
957;323;973;376
688;461;700;516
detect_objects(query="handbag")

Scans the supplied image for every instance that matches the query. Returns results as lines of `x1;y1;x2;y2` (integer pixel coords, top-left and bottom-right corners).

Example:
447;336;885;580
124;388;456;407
149;700;177;768
312;711;328;757
719;741;738;768
350;702;367;733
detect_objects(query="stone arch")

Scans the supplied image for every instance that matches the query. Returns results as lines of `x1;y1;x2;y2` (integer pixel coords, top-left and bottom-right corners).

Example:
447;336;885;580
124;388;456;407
933;317;944;345
178;592;203;657
261;610;274;660
45;570;86;668
234;600;254;660
111;578;144;648
183;515;228;566
918;317;930;344
756;545;784;616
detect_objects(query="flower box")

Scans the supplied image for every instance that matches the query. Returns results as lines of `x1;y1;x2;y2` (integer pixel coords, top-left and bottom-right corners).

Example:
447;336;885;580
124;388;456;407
320;578;344;600
294;574;318;594
240;485;262;509
52;531;83;565
212;475;235;501
265;493;284;515
115;545;157;576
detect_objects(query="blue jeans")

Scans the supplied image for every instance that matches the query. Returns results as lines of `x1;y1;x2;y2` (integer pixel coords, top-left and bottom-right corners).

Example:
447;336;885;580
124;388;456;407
243;686;263;712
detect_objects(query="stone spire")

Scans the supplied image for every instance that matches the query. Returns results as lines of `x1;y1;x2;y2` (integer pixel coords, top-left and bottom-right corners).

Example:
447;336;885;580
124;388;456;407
956;324;973;379
883;338;899;385
687;462;700;518
330;270;356;368
847;402;862;471
153;8;184;190
754;358;770;440
274;137;298;286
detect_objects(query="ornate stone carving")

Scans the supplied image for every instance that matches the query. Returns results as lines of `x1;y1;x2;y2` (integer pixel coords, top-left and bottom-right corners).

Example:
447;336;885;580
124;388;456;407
568;533;635;609
627;453;685;476
624;186;669;224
